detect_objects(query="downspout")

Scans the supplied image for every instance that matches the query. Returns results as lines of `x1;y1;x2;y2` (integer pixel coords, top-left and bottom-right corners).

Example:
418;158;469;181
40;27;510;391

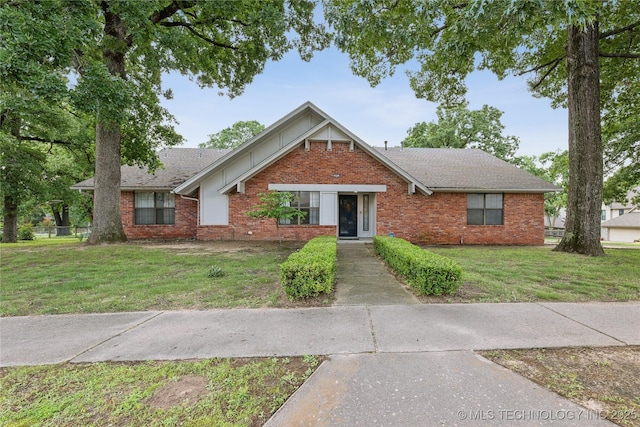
179;194;199;203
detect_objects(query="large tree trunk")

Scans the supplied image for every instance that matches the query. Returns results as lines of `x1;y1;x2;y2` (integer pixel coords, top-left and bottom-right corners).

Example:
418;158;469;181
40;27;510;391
554;23;605;256
88;121;127;243
88;4;128;243
51;203;71;236
2;114;20;243
2;193;18;243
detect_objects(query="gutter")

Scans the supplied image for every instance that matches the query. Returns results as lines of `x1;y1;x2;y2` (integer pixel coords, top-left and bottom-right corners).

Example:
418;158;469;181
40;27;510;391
429;188;561;193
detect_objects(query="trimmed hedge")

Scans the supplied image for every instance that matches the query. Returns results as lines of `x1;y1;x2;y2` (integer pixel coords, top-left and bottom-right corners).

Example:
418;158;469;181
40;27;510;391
280;236;337;299
373;235;462;296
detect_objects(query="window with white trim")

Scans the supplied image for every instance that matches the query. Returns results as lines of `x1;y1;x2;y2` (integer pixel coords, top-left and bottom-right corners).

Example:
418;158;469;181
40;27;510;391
135;192;175;225
279;191;320;225
467;193;503;225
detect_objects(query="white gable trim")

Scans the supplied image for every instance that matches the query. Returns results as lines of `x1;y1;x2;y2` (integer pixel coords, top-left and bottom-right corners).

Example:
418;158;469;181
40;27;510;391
174;101;432;196
269;184;387;192
218;119;332;193
221;118;431;195
174;101;323;195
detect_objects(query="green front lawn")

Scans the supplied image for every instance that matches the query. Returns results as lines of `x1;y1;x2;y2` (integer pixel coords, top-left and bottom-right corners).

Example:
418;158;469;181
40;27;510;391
426;246;640;302
0;356;321;427
1;241;638;317
0;240;304;316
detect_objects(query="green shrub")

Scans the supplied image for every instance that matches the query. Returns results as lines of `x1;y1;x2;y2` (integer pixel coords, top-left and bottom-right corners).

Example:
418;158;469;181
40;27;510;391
17;223;35;241
207;265;225;278
373;235;462;296
280;236;337;299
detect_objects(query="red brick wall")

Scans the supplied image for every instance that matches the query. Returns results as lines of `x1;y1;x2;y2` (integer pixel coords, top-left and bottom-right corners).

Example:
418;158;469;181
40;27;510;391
120;142;546;245
196;142;545;245
121;191;198;239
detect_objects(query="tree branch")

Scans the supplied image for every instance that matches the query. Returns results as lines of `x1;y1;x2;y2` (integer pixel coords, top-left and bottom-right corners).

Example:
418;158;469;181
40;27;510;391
149;0;195;25
531;58;562;90
518;57;564;76
599;20;640;39
159;21;237;49
18;136;79;146
599;52;640;58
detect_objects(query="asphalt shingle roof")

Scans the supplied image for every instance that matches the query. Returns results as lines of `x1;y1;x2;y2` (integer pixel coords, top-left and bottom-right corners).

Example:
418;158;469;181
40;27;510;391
601;212;640;228
72;148;229;190
72;146;559;193
375;147;559;192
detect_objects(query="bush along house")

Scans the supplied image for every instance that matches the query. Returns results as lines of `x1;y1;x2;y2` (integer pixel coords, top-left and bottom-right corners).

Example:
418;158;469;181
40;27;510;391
72;102;560;245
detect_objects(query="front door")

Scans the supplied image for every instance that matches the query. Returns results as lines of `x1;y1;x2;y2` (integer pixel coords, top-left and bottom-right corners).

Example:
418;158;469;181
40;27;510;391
339;195;358;238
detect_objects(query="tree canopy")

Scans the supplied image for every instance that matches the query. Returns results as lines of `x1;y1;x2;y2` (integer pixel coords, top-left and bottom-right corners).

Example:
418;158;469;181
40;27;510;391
325;0;640;256
1;0;329;243
403;103;520;162
199;120;265;150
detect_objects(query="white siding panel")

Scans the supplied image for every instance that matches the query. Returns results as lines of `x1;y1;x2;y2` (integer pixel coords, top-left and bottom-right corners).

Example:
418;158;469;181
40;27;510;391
320;192;337;225
252;136;280;165
309;124;350;141
281;114;315;145
225;156;252;185
201;172;228;225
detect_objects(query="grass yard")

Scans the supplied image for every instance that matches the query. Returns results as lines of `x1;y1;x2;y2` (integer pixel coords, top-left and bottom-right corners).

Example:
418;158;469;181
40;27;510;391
424;246;640;302
0;240;313;317
0;355;322;427
2;240;639;317
483;347;640;427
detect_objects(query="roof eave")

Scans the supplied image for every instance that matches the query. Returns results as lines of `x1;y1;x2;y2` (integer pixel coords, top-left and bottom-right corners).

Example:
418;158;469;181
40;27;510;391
430;188;561;193
174;101;324;195
218;118;433;196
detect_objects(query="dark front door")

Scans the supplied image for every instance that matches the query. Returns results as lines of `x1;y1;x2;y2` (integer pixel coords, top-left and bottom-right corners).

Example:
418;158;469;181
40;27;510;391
339;195;358;238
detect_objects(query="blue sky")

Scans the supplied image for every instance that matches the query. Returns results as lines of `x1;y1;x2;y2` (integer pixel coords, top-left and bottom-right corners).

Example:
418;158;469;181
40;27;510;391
161;45;568;157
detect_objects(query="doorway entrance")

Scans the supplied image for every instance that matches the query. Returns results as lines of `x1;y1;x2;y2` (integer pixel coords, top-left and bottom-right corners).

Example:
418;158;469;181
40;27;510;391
338;195;357;238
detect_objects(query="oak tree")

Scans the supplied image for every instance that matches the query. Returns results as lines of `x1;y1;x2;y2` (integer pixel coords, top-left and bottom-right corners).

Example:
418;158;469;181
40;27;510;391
2;0;329;243
403;103;520;162
325;0;639;256
199;120;265;150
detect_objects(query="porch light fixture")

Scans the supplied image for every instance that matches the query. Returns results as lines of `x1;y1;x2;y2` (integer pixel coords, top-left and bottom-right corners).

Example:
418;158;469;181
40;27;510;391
332;173;340;178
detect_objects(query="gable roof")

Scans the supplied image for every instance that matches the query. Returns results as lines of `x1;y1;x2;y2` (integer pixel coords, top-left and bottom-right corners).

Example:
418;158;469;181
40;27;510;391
72;102;560;195
71;147;229;191
173;101;432;196
376;148;560;192
601;212;640;228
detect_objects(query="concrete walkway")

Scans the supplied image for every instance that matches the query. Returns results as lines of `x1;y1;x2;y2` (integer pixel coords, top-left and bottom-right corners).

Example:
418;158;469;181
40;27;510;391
1;242;638;425
334;241;418;305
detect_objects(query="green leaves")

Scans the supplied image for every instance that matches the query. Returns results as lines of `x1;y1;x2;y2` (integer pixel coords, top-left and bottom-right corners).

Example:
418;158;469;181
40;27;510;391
199;120;265;149
280;236;337;299
373;236;462;296
403;102;520;161
247;191;307;225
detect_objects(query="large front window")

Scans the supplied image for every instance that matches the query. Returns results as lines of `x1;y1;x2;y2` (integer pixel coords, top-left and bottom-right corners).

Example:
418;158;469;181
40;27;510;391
135;192;175;225
467;193;503;225
279;191;320;225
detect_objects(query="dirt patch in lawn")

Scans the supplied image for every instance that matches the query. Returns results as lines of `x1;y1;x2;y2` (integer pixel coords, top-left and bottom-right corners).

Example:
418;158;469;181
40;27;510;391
134;239;305;254
482;346;640;426
145;375;209;409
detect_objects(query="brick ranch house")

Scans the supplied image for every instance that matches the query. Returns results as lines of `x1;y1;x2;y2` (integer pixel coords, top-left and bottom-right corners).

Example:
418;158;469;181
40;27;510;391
73;102;559;245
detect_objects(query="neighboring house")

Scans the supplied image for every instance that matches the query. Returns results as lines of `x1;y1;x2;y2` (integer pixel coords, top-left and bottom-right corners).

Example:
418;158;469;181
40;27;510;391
601;186;639;240
601;212;640;243
73;102;559;245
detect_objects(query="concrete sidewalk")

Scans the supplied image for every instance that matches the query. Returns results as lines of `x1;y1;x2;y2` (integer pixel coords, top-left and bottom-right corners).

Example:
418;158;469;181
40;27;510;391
1;302;637;366
1;303;637;426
